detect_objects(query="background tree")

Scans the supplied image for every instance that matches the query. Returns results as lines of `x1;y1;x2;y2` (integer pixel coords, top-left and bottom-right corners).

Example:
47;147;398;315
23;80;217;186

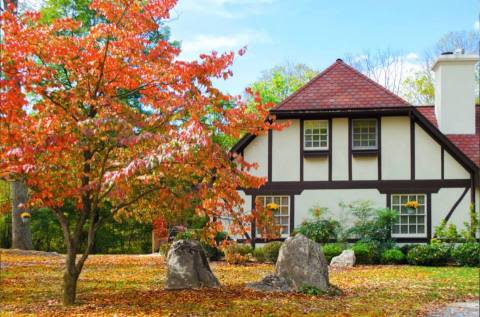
250;62;318;104
1;0;275;305
1;0;33;251
403;30;480;105
344;49;409;96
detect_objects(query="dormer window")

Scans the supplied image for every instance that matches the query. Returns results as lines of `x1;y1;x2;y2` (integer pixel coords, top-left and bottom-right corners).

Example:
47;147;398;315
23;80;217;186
304;120;328;150
352;119;378;150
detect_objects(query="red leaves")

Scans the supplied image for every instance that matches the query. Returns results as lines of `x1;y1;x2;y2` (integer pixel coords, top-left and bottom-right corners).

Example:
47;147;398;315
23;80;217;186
0;0;275;238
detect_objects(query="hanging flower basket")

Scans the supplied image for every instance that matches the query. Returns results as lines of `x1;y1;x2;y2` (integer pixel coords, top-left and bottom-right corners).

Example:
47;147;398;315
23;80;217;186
266;203;279;211
20;212;31;223
404;201;419;214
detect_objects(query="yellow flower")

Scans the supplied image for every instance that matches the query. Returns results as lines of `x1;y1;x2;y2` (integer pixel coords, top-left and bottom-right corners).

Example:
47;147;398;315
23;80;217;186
266;203;279;211
404;201;419;209
20;212;31;218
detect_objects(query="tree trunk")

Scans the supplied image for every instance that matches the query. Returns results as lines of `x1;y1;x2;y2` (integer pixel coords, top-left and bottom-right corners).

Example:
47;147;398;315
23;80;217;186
63;254;79;305
11;180;33;250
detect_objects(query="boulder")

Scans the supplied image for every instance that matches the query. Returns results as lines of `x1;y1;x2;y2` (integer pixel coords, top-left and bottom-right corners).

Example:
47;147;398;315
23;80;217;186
165;240;220;290
330;250;356;268
248;234;329;292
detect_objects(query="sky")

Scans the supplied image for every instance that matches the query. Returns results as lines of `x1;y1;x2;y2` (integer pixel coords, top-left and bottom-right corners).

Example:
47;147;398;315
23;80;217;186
168;0;479;95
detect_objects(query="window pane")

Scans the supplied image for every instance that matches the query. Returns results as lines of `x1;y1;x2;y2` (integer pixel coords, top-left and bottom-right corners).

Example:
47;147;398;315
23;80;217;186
418;225;425;233
401;225;408;233
352;119;377;149
409;225;417;233
392;196;399;204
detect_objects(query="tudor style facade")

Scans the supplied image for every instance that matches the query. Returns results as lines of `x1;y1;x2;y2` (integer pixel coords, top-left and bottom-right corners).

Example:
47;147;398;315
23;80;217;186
232;54;480;244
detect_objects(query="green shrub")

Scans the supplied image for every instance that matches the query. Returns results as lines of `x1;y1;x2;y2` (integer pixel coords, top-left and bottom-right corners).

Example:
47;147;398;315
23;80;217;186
406;244;450;266
297;219;340;244
201;243;224;261
322;243;345;262
352;241;379;264
159;242;171;256
399;244;416;255
380;248;405;264
258;241;282;263
451;242;480;267
253;247;266;262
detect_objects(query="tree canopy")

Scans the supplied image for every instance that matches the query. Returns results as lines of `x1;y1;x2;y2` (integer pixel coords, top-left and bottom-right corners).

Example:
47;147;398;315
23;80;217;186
0;0;277;304
250;63;317;105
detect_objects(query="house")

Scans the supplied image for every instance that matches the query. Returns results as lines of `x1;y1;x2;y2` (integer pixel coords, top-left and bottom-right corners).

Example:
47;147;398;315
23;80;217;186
231;52;479;244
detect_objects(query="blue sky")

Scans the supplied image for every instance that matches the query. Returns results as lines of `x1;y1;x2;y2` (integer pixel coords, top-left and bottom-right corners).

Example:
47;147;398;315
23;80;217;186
168;0;479;95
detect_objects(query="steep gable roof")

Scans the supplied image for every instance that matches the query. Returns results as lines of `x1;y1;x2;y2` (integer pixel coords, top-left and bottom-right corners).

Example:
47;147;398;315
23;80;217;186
416;105;480;168
273;59;409;111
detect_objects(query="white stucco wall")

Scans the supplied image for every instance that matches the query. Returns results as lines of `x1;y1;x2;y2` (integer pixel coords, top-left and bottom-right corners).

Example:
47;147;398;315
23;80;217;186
294;189;386;229
415;123;442;179
431;187;471;230
243;134;268;178
444;151;470;179
381;116;410;180
304;157;329;181
272;119;300;181
331;118;349;180
352;157;377;180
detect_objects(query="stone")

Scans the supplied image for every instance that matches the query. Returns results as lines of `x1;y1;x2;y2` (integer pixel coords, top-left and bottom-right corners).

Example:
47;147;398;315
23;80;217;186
165;240;220;290
248;234;330;292
330;250;355;268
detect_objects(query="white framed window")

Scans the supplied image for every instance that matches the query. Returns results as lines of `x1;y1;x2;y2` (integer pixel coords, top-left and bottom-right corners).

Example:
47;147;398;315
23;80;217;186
304;120;328;150
391;194;427;237
352;119;378;150
256;195;290;236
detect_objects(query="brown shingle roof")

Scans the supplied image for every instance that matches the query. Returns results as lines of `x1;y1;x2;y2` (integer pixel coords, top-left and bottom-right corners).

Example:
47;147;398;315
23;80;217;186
273;59;410;111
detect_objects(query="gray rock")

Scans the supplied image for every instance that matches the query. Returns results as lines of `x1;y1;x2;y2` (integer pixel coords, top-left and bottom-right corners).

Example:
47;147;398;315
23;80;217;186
247;275;291;292
165;240;220;290
428;302;479;317
330;249;355;267
248;234;330;292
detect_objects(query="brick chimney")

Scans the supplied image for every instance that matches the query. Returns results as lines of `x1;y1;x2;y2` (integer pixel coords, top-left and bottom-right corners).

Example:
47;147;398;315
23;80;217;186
431;52;478;134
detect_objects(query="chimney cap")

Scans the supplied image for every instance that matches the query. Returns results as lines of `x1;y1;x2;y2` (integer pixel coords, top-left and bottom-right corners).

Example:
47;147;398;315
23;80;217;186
431;54;479;71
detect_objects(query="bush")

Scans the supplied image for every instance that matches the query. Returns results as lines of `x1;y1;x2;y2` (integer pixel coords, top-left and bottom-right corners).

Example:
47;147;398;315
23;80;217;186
297;219;340;244
253;247;266;262
352;241;379;264
159;242;171;256
398;244;416;256
223;242;252;265
254;241;283;263
451;242;480;267
322;243;345;263
380;248;405;264
201;243;224;261
406;244;450;266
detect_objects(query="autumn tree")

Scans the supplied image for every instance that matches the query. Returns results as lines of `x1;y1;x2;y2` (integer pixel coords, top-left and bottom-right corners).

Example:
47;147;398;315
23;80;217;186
0;0;275;304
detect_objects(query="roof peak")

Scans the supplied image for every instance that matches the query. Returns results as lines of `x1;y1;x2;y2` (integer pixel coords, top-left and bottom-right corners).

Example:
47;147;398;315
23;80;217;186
273;59;410;112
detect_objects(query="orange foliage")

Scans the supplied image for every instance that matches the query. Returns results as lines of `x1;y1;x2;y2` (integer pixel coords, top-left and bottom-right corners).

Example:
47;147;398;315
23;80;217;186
0;0;278;233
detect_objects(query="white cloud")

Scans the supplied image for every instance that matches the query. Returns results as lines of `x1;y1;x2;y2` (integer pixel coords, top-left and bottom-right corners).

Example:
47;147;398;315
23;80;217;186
181;30;271;55
175;0;276;18
405;52;419;61
474;20;480;31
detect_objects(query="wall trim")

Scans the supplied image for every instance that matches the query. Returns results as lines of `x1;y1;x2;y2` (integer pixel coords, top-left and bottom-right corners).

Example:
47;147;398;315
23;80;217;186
328;118;333;181
268;129;272;183
444;186;470;223
410;115;415;180
348;117;352;181
241;179;471;196
378;116;382;180
300;119;304;182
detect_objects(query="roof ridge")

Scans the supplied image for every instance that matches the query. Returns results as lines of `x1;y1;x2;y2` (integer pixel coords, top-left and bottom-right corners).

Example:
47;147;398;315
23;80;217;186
272;60;342;111
339;61;410;106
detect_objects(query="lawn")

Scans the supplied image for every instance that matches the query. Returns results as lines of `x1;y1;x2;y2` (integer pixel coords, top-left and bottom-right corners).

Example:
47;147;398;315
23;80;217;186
0;250;478;316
